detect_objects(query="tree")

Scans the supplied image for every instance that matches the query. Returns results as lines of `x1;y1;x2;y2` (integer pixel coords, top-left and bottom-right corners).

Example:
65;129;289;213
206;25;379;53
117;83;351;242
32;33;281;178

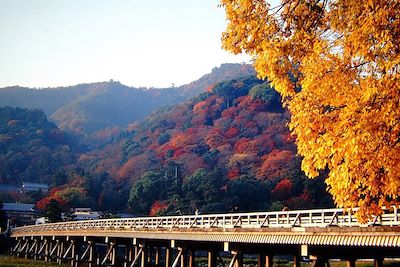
128;171;164;215
221;0;400;220
226;175;269;211
44;199;63;223
182;168;227;213
249;82;281;111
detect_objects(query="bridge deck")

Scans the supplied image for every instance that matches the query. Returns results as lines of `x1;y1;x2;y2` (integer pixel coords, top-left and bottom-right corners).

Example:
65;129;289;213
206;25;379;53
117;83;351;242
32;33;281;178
11;207;400;247
10;208;400;267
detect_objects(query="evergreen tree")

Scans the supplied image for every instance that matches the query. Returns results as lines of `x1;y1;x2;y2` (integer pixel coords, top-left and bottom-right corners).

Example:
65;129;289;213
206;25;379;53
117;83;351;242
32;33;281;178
44;200;62;223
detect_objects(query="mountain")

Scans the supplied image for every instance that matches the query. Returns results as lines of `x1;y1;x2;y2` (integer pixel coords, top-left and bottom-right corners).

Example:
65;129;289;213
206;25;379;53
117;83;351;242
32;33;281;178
50;81;184;135
75;76;332;214
0;65;332;214
0;63;255;136
179;63;255;96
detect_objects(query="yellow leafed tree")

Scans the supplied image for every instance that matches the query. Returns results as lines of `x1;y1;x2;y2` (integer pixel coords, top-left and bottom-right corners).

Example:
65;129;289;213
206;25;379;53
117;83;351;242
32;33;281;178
220;0;400;220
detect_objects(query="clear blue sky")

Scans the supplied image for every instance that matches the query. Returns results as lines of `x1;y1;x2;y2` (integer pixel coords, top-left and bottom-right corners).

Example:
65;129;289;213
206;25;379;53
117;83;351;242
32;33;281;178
0;0;251;88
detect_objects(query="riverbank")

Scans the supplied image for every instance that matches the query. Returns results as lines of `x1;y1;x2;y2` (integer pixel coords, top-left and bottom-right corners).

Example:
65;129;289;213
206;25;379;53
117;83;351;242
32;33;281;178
0;255;68;267
1;254;398;267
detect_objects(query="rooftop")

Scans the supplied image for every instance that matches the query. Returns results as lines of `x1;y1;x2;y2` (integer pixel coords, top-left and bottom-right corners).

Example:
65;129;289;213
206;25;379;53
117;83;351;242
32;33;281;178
2;203;38;212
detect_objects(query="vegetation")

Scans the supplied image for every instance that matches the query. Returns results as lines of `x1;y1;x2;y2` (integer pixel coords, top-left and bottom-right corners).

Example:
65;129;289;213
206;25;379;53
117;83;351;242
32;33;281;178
0;64;254;140
0;256;68;267
0;107;76;187
221;0;400;220
0;67;333;216
83;75;332;215
42;199;63;223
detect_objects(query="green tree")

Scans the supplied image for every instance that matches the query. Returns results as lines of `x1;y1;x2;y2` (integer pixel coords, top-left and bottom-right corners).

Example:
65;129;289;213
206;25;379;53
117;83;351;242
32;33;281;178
212;77;262;108
44;199;62;223
226;175;270;212
248;82;281;111
128;171;164;215
182;168;227;213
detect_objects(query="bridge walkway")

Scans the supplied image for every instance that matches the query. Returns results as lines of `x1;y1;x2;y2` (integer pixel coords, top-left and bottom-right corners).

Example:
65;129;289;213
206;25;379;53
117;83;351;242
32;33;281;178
10;207;400;267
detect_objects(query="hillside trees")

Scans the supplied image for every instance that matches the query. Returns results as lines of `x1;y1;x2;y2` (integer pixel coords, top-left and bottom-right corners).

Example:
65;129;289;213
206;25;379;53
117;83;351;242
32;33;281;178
84;76;333;215
0;107;76;186
221;0;400;220
44;199;63;223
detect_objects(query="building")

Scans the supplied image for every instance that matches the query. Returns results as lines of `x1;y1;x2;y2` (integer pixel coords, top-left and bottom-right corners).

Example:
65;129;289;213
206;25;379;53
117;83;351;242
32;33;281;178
72;208;101;221
21;182;49;193
1;203;40;226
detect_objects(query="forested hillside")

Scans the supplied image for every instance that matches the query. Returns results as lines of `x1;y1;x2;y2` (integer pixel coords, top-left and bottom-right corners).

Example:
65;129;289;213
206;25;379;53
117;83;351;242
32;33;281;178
0;66;333;216
0;107;76;186
69;76;333;215
0;64;254;138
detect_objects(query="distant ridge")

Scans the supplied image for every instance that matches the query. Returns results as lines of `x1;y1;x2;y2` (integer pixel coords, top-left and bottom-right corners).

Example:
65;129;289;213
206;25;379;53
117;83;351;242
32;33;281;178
0;63;255;135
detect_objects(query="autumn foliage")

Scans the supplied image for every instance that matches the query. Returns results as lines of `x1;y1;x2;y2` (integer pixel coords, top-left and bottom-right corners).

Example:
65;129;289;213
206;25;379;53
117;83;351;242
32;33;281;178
221;0;400;220
149;201;168;216
81;76;333;214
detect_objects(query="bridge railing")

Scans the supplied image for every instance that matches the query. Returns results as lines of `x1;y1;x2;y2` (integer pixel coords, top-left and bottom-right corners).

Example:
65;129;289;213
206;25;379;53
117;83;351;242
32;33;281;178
11;207;400;236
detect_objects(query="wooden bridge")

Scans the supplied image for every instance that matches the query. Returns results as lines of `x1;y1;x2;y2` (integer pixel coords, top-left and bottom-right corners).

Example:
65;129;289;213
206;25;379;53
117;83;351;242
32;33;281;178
9;207;400;267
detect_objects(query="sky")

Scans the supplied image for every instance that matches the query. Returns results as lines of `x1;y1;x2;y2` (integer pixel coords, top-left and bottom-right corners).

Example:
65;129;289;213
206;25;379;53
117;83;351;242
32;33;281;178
0;0;251;89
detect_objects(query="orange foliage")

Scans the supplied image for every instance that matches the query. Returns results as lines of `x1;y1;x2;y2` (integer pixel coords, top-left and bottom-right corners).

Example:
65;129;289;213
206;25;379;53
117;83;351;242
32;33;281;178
258;150;295;180
271;178;293;201
227;167;240;180
224;127;239;139
118;154;156;182
221;0;400;219
36;188;67;211
149;201;168;216
205;130;224;148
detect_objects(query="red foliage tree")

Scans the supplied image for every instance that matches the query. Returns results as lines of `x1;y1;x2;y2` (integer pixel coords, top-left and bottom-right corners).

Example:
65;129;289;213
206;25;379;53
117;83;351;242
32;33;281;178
271;178;293;201
225;127;239;139
149;201;168;216
257;150;296;180
36;188;67;211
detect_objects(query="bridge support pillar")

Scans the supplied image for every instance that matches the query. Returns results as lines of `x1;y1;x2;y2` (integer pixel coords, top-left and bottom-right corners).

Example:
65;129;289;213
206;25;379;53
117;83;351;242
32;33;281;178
346;259;356;267
100;238;119;266
235;253;243;267
147;246;152;265
374;257;383;267
23;239;29;259
56;239;64;265
89;241;95;267
141;244;148;267
171;247;183;267
123;243;134;267
258;254;273;267
207;250;217;267
180;248;187;267
80;239;95;267
165;247;171;267
188;249;195;267
32;238;39;260
310;255;328;267
155;247;160;266
293;255;301;267
44;238;50;261
63;240;78;267
229;251;243;267
37;238;48;261
68;239;78;267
